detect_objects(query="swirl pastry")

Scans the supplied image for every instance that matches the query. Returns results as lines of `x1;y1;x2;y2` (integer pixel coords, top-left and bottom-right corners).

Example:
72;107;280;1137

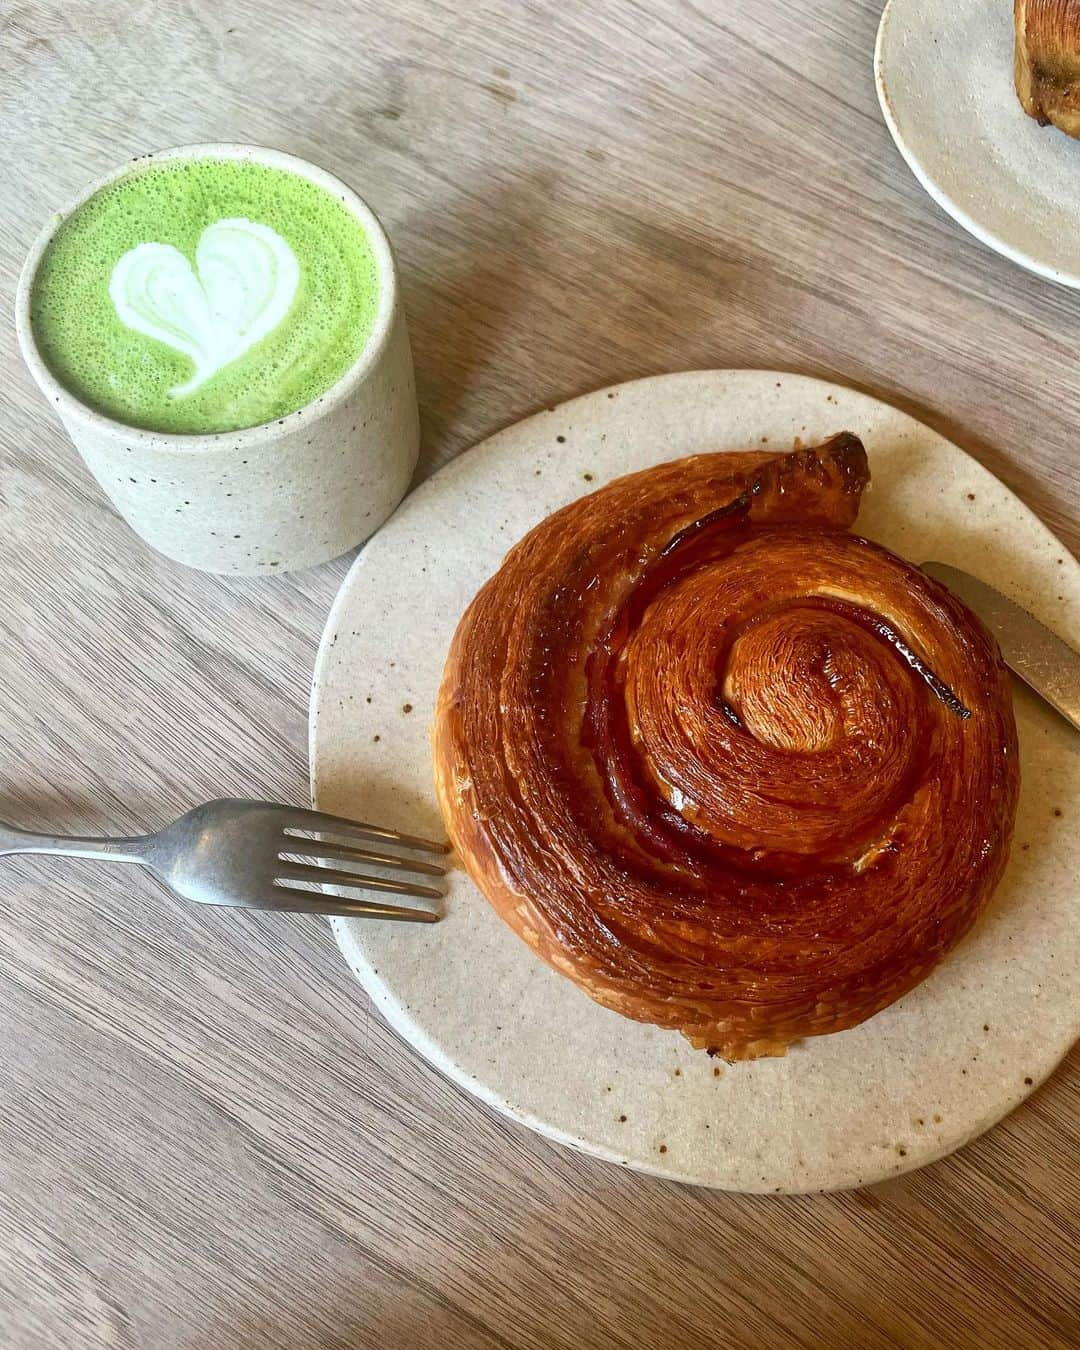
434;436;1019;1059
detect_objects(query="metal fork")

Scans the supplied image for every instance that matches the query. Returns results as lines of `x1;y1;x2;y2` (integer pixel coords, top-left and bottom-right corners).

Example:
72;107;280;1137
0;798;447;922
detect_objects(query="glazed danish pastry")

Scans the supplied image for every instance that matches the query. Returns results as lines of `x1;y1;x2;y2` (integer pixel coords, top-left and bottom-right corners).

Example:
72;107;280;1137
434;435;1018;1059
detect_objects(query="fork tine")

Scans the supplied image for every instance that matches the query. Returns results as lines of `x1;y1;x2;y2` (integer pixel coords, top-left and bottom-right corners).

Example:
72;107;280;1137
281;807;449;854
279;837;446;877
266;885;440;922
275;860;444;901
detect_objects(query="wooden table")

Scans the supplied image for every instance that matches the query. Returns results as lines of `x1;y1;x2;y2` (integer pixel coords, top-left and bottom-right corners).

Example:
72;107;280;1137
1;3;1076;1346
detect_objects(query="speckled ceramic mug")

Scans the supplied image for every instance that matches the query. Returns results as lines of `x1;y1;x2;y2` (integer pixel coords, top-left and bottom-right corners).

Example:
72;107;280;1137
15;143;419;575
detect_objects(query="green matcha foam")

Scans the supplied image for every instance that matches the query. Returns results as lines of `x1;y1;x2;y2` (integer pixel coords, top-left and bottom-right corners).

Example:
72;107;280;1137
30;157;382;435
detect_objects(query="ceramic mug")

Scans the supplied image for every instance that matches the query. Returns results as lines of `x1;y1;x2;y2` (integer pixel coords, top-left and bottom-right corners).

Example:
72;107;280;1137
15;143;420;575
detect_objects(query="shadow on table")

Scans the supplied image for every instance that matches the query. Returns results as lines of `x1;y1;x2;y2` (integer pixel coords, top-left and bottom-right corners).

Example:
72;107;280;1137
401;166;561;480
212;1026;1079;1350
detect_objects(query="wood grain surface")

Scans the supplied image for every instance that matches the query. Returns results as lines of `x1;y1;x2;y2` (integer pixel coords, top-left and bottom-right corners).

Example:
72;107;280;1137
0;2;1076;1346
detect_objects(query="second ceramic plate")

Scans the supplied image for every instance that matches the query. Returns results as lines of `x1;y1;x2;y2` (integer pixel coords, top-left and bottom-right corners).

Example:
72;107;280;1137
310;370;1079;1193
876;0;1080;287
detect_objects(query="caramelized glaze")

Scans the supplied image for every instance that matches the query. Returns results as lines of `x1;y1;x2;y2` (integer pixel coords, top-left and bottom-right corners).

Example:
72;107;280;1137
434;436;1018;1058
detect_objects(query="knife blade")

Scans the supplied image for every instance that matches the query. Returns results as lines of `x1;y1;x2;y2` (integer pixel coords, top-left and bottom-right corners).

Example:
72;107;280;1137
921;561;1080;733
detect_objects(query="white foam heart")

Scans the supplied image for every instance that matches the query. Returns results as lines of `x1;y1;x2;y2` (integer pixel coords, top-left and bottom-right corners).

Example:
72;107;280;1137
109;218;300;398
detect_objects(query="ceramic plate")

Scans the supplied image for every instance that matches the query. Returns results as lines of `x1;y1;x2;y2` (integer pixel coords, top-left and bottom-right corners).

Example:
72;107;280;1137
875;0;1080;288
310;370;1079;1193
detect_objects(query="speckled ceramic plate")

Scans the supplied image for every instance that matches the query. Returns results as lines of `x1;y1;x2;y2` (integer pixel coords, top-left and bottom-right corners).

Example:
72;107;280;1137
875;0;1080;288
310;370;1079;1193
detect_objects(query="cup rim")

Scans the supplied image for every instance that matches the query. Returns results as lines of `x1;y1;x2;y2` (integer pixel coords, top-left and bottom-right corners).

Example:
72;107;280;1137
15;141;400;451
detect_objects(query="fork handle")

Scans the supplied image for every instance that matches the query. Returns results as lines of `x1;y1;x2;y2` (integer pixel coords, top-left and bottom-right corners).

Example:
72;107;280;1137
0;822;151;864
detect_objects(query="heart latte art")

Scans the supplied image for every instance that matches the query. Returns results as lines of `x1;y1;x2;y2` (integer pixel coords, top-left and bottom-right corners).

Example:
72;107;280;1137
29;156;381;434
109;219;300;397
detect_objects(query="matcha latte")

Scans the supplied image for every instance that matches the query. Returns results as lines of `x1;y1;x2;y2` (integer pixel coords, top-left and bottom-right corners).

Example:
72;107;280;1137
29;157;381;434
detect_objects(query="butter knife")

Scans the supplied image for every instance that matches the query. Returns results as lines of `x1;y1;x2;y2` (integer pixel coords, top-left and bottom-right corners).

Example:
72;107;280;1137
921;561;1080;732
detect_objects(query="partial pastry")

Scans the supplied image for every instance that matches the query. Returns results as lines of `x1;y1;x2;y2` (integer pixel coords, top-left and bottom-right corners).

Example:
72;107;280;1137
434;436;1019;1060
1015;0;1080;138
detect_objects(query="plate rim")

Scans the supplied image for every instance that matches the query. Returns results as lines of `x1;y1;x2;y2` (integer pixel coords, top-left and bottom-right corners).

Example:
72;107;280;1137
874;0;1080;290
